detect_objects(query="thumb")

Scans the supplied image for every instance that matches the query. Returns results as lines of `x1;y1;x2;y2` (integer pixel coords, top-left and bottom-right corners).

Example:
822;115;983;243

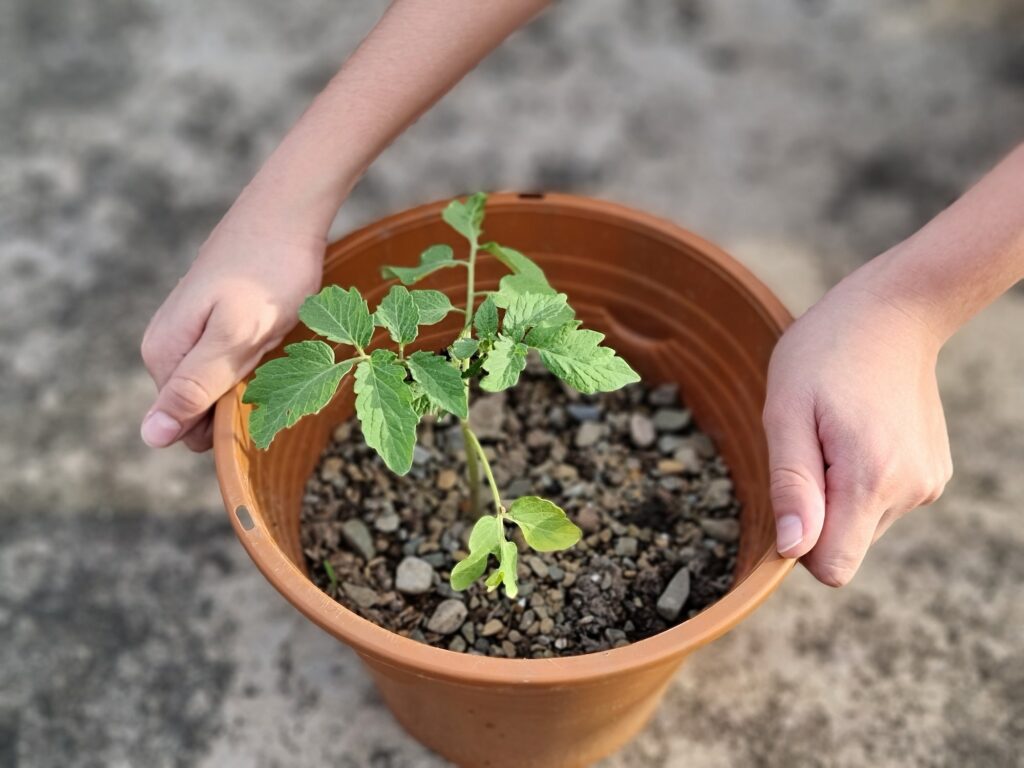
141;325;253;448
763;401;827;559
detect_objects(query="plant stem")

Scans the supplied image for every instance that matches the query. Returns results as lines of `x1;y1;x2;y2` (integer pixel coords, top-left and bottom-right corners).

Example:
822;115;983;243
463;239;479;333
460;420;480;517
462;423;503;516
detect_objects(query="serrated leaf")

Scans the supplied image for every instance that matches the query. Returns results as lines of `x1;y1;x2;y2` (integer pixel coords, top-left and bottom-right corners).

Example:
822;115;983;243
298;286;373;349
480;336;527;392
410;290;454;325
353;350;419;474
406;351;468;419
525;323;641;394
474;295;499;339
502;292;570;341
485;540;519;598
506;496;582;552
451;338;479;360
381;244;460;285
374;285;420;345
243;341;354;449
442;192;487;242
480;242;548;285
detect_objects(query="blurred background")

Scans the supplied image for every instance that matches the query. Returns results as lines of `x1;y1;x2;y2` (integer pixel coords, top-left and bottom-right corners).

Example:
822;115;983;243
2;1;1023;765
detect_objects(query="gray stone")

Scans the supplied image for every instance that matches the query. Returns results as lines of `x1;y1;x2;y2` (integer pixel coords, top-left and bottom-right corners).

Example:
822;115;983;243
567;403;603;422
342;582;379;609
448;636;467;653
629;414;657;448
341;519;376;561
426;599;468;635
505;478;533;499
526;555;549;578
576;506;602;534
700;517;740;543
656;568;691;622
704;477;734;509
653;408;692;432
481;618;504;637
672;445;702;472
648;383;680;406
412;445;432;466
395;556;434;595
615;536;638;557
575;421;604;448
374;512;401;533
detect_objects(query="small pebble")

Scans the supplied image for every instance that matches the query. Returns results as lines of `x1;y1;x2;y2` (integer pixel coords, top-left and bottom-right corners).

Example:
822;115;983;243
436;469;458;490
699;517;740;543
567;404;603;422
342;582;379;609
615;537;638;558
341;519;376;561
481;618;504;637
374;512;400;533
395;556;435;595
653;408;691;432
656;568;691;621
704;478;734;509
469;393;506;438
648;383;679;407
427;599;468;635
575;421;604;448
527;556;549;578
448;636;468;653
629;414;657;448
413;446;433;466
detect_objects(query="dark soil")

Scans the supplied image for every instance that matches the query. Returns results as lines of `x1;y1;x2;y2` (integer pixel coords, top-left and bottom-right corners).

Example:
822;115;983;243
300;363;741;658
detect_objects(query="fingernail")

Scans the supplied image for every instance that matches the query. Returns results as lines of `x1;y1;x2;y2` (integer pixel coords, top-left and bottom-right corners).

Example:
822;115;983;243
141;410;181;447
776;514;804;555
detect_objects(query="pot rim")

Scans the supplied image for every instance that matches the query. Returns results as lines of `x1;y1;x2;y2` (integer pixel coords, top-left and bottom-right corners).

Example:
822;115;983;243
214;192;796;686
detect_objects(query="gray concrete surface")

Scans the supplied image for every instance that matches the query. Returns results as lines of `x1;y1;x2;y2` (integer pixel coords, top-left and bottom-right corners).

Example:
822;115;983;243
2;1;1023;765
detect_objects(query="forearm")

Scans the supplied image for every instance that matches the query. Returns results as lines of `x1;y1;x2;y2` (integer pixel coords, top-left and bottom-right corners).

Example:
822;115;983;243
862;143;1024;341
237;0;550;236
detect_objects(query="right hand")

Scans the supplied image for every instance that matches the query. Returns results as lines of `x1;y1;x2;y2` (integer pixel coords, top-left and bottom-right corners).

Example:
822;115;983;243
140;200;325;451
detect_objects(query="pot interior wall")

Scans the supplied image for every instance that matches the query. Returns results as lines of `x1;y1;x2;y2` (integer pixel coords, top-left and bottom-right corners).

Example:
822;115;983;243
234;198;783;601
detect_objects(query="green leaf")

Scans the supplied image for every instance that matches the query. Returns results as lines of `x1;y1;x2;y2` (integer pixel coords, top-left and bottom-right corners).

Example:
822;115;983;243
406;351;468;419
502;292;570;341
480;243;572;321
243;341;354;449
451;338;479;360
442;192;487;242
468;514;503;553
410;290;454;325
381;244;460;285
353;349;419;474
374;285;420;345
480;336;527;392
480;242;548;285
450;515;504;591
506;496;582;552
298;286;373;349
526;323;641;394
474;295;499;340
485;540;519;598
450;551;489;591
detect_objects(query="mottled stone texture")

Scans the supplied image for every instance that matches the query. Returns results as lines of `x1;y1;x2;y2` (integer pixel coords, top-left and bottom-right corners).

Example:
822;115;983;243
2;0;1023;765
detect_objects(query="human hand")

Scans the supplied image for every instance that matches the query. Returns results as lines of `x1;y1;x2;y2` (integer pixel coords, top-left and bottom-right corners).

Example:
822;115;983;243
140;198;325;451
763;260;953;586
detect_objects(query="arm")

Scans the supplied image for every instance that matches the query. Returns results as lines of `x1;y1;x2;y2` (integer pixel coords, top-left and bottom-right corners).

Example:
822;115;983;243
141;0;550;450
764;143;1024;586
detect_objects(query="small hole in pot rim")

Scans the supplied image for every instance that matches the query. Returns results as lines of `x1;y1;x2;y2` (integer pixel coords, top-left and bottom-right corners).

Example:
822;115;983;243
517;191;545;199
235;505;255;531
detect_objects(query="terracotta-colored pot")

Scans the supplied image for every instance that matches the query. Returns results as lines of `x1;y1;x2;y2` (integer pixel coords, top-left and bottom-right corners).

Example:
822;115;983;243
214;193;795;767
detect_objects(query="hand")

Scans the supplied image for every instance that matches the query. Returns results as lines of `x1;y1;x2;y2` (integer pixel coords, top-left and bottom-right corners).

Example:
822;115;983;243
140;198;325;451
763;260;953;586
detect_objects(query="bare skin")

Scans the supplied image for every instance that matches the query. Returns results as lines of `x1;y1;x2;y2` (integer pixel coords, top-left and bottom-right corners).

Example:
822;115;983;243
140;0;1024;587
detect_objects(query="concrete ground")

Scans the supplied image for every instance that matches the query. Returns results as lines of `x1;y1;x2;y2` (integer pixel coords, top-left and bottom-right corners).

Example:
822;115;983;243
2;1;1023;765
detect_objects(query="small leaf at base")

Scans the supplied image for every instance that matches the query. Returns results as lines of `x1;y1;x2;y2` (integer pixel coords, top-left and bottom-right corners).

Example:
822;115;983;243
506;496;582;552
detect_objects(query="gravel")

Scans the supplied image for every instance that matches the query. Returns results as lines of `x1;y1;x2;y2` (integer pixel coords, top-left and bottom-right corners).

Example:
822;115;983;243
301;370;741;658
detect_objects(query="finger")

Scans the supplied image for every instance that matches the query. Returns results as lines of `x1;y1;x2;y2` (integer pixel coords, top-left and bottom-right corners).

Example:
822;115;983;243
141;290;213;390
764;398;827;559
141;314;257;448
182;413;215;453
873;507;899;544
802;464;886;587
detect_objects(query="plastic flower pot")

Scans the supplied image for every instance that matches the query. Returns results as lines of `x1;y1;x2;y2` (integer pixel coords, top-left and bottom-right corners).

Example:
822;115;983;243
214;193;795;768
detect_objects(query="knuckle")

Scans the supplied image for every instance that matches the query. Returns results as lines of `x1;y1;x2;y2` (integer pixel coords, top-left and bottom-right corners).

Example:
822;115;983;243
165;375;214;414
140;330;163;368
811;554;860;588
769;466;816;506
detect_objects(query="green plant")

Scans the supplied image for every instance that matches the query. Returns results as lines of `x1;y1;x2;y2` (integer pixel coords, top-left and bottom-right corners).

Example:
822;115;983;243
243;193;640;597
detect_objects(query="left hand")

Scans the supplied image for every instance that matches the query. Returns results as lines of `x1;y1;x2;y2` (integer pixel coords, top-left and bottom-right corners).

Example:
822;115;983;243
762;261;954;586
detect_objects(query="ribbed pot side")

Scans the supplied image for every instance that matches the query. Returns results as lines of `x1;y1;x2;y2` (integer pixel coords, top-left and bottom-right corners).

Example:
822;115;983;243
214;193;795;768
